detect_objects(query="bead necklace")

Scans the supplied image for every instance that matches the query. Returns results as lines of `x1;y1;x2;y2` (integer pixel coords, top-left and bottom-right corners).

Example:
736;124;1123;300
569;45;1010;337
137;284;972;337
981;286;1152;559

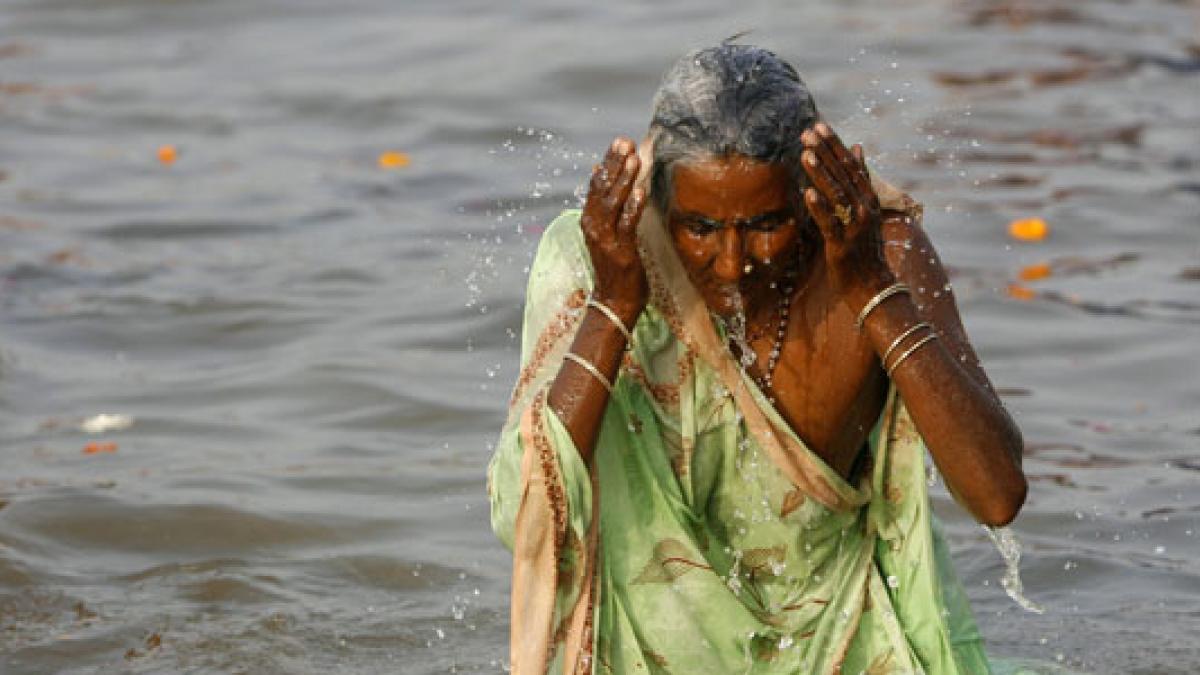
755;278;794;400
730;275;795;403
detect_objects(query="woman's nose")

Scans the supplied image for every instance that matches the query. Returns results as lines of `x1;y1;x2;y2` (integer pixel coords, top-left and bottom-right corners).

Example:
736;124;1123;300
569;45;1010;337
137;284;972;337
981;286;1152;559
712;227;743;283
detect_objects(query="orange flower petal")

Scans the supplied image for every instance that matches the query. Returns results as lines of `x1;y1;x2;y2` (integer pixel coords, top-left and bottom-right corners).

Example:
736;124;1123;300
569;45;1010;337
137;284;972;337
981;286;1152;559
1018;262;1053;281
377;151;411;169
1006;283;1037;301
83;441;118;455
157;145;178;165
1008;217;1049;242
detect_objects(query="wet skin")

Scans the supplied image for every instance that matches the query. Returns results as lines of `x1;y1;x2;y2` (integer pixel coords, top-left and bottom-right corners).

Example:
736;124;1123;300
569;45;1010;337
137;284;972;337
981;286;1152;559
666;158;810;320
548;126;1027;526
666;156;891;479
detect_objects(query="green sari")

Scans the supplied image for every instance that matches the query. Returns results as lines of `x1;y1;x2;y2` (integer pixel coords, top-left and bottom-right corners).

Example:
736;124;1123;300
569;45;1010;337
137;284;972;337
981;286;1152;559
488;151;1002;674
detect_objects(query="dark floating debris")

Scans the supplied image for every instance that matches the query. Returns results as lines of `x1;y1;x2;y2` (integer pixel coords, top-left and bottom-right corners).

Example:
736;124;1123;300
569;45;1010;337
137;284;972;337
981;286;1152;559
124;631;163;660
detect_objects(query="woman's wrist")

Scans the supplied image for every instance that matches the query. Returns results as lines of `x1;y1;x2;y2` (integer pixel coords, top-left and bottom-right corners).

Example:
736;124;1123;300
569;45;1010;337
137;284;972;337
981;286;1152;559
845;272;899;321
859;292;924;357
591;294;644;328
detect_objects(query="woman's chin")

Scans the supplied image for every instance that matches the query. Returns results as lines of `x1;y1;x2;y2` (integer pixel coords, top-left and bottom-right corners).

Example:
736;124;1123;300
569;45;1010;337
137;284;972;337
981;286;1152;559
702;290;743;318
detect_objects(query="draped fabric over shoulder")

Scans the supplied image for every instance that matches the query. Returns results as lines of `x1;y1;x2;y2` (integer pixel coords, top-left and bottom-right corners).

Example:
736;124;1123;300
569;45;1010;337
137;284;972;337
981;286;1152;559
487;139;994;674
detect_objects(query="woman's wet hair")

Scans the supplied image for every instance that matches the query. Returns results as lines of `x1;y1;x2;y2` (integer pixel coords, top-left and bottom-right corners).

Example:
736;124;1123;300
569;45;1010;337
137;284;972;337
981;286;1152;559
648;43;818;212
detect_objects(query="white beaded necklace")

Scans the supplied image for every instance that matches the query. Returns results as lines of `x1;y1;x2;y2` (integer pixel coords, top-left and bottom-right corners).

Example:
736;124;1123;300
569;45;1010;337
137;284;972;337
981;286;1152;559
754;278;794;402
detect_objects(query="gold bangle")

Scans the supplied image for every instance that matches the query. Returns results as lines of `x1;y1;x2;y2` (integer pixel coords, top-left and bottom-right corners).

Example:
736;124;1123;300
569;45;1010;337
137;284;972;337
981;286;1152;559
881;322;931;365
564;352;614;394
886;333;939;377
587;297;634;345
855;283;910;331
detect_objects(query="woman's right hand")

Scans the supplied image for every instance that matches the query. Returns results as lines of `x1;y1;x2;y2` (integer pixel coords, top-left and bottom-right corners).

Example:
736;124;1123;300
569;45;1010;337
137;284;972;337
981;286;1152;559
581;137;649;326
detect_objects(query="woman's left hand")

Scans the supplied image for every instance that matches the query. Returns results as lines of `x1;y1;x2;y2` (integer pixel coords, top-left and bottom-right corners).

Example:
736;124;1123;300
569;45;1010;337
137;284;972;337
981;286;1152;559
800;122;895;311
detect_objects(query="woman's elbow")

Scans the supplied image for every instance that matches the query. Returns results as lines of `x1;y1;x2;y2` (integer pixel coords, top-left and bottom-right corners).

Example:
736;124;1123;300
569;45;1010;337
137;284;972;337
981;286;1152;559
977;474;1027;527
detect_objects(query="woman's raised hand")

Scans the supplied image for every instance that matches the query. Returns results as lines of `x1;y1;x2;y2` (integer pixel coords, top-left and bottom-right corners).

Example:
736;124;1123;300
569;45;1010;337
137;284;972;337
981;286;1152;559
800;122;895;310
581;137;649;325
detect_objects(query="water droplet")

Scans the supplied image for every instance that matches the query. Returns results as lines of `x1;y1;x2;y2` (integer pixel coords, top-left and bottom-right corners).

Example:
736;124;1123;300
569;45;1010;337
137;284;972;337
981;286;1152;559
985;526;1044;614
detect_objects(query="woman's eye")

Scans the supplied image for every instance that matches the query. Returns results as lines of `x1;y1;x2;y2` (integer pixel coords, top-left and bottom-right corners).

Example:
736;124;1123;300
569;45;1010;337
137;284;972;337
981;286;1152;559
746;217;788;232
688;220;721;235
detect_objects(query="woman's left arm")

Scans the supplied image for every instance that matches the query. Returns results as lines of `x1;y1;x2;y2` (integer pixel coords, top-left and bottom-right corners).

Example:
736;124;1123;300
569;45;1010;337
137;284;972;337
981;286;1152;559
869;213;1027;526
801;122;1026;526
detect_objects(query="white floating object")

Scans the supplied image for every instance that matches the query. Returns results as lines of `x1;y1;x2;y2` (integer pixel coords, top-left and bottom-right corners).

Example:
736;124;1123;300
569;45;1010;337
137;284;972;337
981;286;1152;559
80;414;133;434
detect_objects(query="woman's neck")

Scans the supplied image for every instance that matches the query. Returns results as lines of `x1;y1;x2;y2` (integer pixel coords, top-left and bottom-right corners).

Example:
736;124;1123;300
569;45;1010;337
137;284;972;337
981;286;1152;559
742;249;822;331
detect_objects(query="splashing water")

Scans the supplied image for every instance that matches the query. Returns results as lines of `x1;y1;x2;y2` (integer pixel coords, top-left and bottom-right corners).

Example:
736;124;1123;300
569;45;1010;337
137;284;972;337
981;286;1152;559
985;526;1045;614
720;291;757;370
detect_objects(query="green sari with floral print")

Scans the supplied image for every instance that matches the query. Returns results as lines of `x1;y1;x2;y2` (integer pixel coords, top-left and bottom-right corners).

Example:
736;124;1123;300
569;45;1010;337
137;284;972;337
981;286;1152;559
487;199;1012;674
487;137;1042;673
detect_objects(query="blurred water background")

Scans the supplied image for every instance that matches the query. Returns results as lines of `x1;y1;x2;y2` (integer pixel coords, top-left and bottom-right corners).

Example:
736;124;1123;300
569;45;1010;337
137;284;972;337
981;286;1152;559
1;0;1198;673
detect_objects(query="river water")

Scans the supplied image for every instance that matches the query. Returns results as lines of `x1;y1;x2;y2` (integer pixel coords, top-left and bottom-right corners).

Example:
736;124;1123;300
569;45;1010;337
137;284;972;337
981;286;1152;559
1;0;1197;673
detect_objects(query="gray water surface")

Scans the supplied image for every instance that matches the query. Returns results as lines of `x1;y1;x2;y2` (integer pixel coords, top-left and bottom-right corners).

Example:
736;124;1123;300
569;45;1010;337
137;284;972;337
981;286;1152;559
1;0;1198;673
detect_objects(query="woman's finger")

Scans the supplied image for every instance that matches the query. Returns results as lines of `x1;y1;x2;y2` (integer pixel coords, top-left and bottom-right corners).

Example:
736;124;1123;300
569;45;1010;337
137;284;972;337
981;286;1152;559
583;164;613;239
617;186;647;242
584;138;638;242
805;127;855;197
589;139;628;200
805;186;842;242
802;148;851;213
851;143;867;174
603;153;640;216
815;123;873;199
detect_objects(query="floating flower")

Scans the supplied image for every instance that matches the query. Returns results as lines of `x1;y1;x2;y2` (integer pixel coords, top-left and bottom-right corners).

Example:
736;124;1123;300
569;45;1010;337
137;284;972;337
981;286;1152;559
1018;262;1053;281
1008;217;1049;242
157;144;178;165
83;441;118;455
377;151;411;169
1006;283;1037;301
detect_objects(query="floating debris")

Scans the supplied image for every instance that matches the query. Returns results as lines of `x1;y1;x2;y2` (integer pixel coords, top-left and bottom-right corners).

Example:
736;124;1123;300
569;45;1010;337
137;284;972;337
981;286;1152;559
1006;283;1038;301
1009;217;1049;242
82;441;118;455
1018;262;1053;281
80;413;133;434
157;145;178;165
378;151;411;169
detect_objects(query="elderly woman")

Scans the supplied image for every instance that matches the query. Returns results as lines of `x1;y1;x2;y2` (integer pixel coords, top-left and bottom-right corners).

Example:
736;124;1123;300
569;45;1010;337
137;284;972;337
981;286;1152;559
488;43;1026;674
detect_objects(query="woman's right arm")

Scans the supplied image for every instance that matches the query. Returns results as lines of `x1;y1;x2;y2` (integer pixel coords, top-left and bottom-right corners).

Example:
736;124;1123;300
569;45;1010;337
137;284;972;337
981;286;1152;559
546;137;648;467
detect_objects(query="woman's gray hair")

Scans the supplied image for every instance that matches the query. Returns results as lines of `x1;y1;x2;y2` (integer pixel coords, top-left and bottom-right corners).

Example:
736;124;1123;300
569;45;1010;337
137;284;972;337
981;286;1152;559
648;44;819;212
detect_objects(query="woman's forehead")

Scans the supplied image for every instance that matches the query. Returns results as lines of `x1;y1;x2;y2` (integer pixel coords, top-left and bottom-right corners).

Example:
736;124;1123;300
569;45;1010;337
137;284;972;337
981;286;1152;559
670;156;793;218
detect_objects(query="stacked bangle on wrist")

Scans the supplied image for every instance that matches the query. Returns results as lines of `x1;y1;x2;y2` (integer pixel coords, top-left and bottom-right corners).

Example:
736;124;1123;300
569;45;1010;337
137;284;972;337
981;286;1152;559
881;322;931;365
884;323;939;377
564;352;614;394
855;283;910;331
587;297;635;345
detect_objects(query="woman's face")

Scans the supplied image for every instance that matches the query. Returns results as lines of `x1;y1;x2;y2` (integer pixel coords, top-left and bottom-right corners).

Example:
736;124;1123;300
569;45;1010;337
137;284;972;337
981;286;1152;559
666;155;810;317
